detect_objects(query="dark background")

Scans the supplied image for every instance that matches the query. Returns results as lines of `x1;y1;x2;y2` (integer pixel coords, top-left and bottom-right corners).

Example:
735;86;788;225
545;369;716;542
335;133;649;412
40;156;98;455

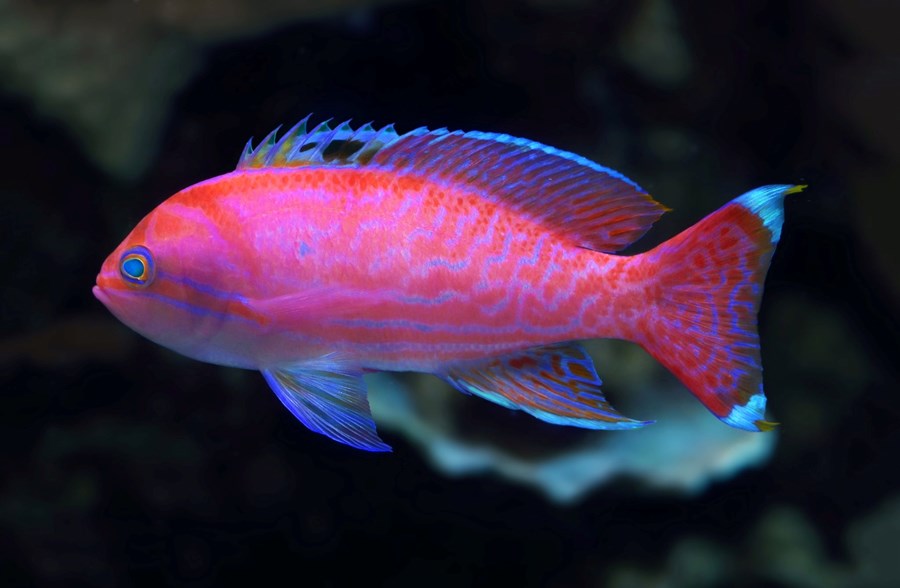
1;0;899;586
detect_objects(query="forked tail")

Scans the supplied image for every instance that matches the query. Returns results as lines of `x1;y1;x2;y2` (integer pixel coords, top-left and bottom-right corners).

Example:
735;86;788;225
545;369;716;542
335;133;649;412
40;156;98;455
637;185;802;431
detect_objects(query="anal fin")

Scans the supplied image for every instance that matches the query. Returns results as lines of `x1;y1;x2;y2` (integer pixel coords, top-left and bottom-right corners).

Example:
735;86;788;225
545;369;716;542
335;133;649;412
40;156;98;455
444;342;651;430
262;362;391;452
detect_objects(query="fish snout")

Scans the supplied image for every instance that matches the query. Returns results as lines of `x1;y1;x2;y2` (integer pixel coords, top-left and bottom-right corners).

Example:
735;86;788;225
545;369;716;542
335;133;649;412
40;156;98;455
92;284;110;306
93;269;116;306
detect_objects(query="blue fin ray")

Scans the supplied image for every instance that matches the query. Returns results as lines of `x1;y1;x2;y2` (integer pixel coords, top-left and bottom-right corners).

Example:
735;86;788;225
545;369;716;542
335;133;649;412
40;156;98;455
262;362;391;452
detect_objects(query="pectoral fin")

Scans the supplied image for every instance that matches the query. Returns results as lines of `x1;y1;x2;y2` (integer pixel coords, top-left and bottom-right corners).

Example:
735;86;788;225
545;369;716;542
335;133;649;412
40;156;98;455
444;342;651;430
262;363;391;452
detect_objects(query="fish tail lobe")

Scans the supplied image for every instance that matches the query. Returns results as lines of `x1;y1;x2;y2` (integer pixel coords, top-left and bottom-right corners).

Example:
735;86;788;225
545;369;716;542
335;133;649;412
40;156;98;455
635;185;802;431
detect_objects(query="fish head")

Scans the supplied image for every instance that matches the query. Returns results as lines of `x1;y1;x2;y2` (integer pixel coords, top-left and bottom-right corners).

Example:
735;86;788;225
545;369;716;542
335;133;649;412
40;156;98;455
93;192;252;363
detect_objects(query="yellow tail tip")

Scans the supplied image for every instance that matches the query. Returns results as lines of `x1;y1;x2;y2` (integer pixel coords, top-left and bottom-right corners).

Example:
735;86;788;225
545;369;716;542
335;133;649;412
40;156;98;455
755;420;780;432
785;184;807;195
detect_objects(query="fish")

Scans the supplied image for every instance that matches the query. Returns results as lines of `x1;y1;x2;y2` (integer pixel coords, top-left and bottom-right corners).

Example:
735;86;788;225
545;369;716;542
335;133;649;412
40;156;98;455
93;115;802;452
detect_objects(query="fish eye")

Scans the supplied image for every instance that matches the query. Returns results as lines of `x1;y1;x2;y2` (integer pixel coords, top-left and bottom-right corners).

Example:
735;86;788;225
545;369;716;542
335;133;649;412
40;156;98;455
119;246;155;286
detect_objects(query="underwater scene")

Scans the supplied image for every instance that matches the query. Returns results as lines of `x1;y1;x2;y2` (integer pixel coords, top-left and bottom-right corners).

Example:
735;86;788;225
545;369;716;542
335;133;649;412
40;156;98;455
1;0;899;586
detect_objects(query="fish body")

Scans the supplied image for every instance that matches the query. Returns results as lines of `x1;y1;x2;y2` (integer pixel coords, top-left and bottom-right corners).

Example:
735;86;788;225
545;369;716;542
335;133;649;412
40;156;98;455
95;117;799;451
109;168;649;369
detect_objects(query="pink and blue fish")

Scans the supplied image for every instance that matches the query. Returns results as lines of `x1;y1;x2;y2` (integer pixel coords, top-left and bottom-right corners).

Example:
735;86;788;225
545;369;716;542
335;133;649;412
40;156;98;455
94;116;801;451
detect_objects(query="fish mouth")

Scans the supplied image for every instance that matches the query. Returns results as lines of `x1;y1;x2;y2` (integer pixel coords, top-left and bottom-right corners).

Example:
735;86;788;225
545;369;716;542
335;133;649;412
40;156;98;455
93;284;110;306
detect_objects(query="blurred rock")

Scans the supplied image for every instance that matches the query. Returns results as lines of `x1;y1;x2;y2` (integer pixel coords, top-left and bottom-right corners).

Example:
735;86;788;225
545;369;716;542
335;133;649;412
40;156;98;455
0;0;405;180
666;538;731;588
847;497;900;587
617;0;692;88
607;498;900;588
606;536;734;588
0;0;200;181
750;507;840;588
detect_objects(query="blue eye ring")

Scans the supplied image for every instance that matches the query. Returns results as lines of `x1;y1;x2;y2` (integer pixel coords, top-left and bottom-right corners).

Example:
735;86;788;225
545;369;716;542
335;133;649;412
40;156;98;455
119;246;155;286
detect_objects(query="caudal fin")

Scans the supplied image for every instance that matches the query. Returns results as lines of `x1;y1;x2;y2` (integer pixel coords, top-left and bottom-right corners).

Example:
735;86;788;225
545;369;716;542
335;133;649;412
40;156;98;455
637;185;802;431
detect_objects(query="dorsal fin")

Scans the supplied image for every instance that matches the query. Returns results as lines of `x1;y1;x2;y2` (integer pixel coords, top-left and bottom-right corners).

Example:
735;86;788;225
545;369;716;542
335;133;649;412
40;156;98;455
236;114;422;170
237;116;668;252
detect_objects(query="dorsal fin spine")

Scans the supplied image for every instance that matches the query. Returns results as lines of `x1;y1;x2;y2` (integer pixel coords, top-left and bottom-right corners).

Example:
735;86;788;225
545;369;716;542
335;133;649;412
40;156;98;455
362;124;406;163
248;126;281;168
308;121;345;162
345;122;375;157
286;119;330;162
266;117;310;166
237;138;255;168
